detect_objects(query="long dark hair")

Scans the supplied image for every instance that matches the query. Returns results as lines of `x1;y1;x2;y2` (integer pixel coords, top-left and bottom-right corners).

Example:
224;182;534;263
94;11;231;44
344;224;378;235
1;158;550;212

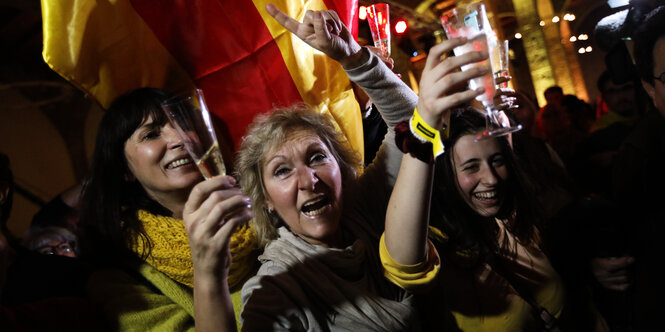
430;108;541;264
79;88;174;266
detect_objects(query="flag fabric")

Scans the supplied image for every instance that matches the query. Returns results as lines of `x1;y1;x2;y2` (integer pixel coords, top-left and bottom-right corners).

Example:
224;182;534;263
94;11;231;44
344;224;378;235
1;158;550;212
41;0;363;160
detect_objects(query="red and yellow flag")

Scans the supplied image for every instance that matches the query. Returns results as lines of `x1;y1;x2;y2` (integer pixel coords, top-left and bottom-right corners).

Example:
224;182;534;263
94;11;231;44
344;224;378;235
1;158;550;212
41;0;362;159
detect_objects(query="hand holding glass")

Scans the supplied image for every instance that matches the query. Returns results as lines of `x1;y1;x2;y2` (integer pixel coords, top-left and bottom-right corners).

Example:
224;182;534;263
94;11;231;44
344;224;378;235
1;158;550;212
441;3;521;139
162;89;226;179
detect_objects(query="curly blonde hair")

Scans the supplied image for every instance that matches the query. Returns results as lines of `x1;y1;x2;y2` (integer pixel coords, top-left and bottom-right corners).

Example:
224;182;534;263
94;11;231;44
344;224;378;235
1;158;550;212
234;105;361;247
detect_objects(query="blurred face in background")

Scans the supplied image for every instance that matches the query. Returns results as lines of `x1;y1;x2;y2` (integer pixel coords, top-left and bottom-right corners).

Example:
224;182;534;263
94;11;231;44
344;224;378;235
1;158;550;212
545;90;563;106
36;240;76;258
602;79;637;117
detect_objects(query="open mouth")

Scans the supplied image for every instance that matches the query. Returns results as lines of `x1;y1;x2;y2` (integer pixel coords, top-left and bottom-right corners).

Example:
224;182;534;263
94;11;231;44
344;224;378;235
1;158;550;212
301;196;331;217
166;157;193;169
473;191;497;201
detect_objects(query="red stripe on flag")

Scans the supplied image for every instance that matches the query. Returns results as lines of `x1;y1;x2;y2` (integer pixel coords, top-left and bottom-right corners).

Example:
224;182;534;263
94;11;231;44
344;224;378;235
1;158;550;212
323;0;358;38
130;0;303;148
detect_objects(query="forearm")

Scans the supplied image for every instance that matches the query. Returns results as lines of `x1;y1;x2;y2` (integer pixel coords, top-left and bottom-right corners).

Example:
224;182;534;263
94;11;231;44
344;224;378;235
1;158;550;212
344;48;416;128
193;274;236;332
384;154;433;264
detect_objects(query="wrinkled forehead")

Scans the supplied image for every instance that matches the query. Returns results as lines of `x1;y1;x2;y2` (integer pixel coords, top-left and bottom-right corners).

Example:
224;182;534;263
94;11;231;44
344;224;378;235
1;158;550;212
263;128;326;162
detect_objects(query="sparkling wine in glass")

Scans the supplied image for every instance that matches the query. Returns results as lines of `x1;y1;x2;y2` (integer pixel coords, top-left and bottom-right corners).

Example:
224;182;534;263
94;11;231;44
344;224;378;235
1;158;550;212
494;39;510;88
162;89;226;179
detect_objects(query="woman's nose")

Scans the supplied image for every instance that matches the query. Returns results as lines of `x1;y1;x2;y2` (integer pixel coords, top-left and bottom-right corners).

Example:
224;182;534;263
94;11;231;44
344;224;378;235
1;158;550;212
481;165;498;185
297;167;318;191
163;124;184;149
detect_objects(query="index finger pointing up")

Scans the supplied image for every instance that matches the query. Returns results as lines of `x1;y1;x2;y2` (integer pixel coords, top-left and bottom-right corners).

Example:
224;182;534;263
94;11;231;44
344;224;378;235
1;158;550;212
266;4;302;35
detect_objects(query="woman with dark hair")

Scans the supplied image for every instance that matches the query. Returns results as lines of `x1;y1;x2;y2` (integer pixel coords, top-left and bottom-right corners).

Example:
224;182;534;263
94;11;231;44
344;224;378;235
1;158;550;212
80;87;255;330
418;107;578;331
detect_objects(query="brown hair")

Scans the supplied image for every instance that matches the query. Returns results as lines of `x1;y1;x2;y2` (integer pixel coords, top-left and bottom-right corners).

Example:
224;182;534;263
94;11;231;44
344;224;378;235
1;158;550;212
234;105;360;247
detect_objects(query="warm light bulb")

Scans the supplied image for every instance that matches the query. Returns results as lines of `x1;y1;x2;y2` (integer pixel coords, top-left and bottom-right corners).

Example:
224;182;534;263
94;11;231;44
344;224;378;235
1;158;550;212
539;20;545;26
552;16;560;23
586;46;593;52
395;20;407;34
570;36;577;42
515;32;522;39
359;6;367;20
579;34;588;40
578;47;586;54
569;14;576;21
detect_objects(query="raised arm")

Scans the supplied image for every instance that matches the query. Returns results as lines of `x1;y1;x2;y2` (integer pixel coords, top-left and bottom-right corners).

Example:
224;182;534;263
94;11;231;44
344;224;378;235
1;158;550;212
183;176;253;332
384;38;489;265
265;3;413;128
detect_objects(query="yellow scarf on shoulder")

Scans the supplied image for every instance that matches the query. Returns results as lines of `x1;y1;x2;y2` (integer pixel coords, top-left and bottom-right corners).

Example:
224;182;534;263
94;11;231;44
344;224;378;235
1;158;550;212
131;210;257;289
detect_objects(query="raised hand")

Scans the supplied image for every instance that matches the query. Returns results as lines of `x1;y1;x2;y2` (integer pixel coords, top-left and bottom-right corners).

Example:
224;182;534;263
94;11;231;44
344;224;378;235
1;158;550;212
493;77;517;111
183;175;253;279
416;37;490;129
265;3;364;69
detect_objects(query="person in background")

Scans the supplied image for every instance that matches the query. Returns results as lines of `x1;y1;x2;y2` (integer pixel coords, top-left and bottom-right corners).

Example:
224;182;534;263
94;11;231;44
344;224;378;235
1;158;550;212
0;153;96;331
591;71;641;133
569;70;644;197
511;92;578;221
562;94;595;136
536;102;585;167
543;85;563;108
611;5;665;330
22;226;78;258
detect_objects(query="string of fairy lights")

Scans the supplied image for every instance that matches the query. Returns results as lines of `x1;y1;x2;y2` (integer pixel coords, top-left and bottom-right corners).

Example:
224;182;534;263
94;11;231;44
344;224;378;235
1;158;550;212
513;11;594;54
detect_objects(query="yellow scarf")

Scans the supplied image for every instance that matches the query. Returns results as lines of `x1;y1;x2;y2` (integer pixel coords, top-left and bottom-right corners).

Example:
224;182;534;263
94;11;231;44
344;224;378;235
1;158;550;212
132;210;257;289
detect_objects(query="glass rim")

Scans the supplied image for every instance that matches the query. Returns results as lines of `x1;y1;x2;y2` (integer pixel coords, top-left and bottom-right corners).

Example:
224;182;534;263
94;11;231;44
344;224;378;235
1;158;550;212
160;88;204;107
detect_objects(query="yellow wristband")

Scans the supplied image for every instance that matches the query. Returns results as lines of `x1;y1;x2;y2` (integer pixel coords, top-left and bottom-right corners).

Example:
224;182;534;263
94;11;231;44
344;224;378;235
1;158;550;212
409;108;445;158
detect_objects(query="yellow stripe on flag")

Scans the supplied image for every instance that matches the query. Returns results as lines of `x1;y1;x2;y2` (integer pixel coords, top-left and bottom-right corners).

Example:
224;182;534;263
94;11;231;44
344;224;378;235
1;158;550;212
254;0;364;163
41;0;195;108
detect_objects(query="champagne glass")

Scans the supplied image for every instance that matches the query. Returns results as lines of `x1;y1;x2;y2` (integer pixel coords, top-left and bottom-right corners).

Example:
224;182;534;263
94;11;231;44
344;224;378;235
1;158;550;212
161;89;226;179
494;39;510;89
441;3;521;140
366;3;391;58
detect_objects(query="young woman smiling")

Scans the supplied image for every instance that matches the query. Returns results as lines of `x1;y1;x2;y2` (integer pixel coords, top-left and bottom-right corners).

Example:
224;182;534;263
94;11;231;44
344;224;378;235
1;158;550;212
420;108;569;331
